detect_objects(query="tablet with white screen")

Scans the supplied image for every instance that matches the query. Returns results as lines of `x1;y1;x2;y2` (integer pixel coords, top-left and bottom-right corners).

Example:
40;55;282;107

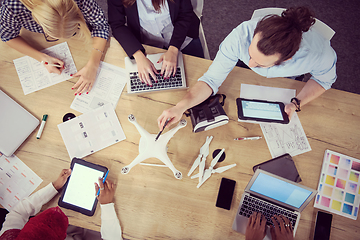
236;98;289;124
58;158;108;216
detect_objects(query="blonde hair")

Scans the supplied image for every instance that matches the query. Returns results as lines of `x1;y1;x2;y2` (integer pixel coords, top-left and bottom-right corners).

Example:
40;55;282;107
20;0;91;40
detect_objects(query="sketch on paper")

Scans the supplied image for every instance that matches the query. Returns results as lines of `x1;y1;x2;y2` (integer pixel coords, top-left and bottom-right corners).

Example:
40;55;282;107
260;114;311;158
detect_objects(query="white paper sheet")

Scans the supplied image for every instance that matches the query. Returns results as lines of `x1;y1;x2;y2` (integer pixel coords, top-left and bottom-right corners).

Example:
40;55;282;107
58;103;126;159
70;62;127;113
0;152;43;211
13;42;77;95
240;84;311;158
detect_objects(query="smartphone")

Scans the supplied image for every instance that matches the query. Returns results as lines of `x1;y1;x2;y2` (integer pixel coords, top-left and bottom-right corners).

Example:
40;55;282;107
215;178;236;210
313;211;332;240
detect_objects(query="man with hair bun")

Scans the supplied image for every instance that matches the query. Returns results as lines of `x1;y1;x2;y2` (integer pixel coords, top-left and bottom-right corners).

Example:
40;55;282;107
158;6;337;129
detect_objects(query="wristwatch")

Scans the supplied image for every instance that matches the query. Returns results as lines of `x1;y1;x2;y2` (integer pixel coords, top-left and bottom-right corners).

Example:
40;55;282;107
291;97;301;112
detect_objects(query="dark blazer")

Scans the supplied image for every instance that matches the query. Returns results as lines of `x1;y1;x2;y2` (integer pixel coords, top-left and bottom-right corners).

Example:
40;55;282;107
108;0;200;57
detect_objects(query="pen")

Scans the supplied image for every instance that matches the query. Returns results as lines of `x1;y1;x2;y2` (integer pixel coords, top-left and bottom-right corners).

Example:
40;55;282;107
40;61;62;68
234;136;262;141
155;118;171;141
36;114;48;139
96;170;109;197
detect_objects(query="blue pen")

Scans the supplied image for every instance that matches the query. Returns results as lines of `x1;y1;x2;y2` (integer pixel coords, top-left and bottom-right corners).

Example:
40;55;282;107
96;170;109;197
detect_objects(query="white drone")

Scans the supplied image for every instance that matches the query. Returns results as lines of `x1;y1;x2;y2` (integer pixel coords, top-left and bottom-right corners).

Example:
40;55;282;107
121;114;186;179
188;136;236;188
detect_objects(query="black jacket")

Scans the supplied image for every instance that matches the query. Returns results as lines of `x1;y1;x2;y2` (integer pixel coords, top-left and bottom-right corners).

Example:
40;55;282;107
108;0;200;57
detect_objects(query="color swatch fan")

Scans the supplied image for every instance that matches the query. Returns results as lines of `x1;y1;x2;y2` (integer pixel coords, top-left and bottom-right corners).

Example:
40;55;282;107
314;150;360;220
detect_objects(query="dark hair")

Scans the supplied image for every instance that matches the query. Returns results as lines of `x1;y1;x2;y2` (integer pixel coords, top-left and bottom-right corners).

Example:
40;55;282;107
253;6;315;65
123;0;166;12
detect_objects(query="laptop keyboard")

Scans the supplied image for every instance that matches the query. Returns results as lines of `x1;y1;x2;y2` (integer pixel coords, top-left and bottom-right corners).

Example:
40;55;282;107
129;67;185;93
239;195;298;228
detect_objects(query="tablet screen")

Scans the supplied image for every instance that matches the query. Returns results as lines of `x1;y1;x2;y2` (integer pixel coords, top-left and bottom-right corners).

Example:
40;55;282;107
242;100;284;121
62;162;104;211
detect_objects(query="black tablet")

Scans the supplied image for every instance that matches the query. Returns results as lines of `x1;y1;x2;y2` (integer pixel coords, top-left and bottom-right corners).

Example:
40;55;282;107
236;98;289;124
58;158;108;216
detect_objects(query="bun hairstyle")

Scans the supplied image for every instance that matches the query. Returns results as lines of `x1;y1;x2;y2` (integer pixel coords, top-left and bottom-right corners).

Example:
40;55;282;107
254;6;316;65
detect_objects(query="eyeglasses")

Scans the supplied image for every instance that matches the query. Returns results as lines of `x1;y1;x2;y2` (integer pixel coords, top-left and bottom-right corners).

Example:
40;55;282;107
43;24;80;42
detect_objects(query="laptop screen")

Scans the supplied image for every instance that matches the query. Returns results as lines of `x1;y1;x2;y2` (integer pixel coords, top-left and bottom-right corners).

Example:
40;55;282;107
250;172;313;208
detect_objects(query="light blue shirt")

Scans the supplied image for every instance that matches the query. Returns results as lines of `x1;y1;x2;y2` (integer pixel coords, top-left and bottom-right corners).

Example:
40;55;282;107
137;0;192;49
199;19;337;94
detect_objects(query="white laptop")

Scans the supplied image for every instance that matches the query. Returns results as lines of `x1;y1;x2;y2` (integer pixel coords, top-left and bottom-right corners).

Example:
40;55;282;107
0;90;39;156
125;52;187;94
232;169;317;239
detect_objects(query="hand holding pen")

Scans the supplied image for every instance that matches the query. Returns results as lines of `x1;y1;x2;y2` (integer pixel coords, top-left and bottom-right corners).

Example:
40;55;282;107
40;56;64;75
95;175;115;205
155;118;171;141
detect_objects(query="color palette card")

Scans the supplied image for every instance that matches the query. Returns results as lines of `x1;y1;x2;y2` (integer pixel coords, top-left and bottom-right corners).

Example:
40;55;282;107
314;150;360;220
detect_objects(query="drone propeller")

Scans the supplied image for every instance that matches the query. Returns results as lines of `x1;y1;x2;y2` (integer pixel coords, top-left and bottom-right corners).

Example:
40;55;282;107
188;136;213;177
213;163;236;173
197;148;225;188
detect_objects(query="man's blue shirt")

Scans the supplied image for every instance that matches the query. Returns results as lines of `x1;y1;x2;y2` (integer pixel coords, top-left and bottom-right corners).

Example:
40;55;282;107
199;19;337;94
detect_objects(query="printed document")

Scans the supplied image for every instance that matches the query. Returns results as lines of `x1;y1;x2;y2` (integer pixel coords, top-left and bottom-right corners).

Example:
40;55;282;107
0;152;43;211
13;42;77;95
70;62;127;113
240;84;311;158
58;103;126;159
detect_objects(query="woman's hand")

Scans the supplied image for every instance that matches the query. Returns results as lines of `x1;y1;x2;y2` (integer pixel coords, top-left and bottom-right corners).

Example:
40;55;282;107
95;178;116;205
158;46;178;79
52;169;71;191
41;54;65;75
71;62;98;95
270;215;294;240
245;212;267;240
133;50;158;86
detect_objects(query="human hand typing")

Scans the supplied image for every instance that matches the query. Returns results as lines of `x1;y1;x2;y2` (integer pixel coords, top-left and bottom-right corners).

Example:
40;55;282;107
52;169;71;191
95;178;116;205
133;50;158;86
245;212;266;240
270;215;294;240
158;46;178;79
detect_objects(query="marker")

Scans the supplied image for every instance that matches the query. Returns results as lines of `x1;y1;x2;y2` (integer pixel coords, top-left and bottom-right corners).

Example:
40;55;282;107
155;118;171;141
40;61;62;68
36;114;48;139
234;136;262;141
96;170;109;197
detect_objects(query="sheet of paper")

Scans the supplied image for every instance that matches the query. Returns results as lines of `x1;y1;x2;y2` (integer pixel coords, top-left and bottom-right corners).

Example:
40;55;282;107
58;103;126;159
240;84;311;158
70;62;127;113
13;42;77;95
314;150;360;220
0;152;43;211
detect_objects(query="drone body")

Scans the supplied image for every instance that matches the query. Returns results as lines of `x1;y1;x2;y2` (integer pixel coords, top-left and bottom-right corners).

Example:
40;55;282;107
121;114;186;179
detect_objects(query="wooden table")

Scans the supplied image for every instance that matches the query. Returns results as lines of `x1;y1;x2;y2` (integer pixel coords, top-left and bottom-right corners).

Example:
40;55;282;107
1;30;359;240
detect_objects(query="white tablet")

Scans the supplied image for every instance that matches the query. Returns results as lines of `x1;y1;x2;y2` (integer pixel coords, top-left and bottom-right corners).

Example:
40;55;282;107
58;158;108;216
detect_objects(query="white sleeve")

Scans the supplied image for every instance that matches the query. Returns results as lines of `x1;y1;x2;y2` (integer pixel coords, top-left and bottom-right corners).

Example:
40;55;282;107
0;183;58;235
100;203;122;240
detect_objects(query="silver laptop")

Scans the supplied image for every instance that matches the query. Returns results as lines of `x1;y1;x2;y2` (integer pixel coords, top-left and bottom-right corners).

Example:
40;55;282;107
0;90;39;156
125;52;187;94
232;169;317;239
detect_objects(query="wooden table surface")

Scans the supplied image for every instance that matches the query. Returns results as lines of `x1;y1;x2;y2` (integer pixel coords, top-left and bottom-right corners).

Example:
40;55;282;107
1;30;359;240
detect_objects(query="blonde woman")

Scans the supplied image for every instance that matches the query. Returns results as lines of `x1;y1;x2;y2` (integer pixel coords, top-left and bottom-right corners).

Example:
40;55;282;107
0;0;109;95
